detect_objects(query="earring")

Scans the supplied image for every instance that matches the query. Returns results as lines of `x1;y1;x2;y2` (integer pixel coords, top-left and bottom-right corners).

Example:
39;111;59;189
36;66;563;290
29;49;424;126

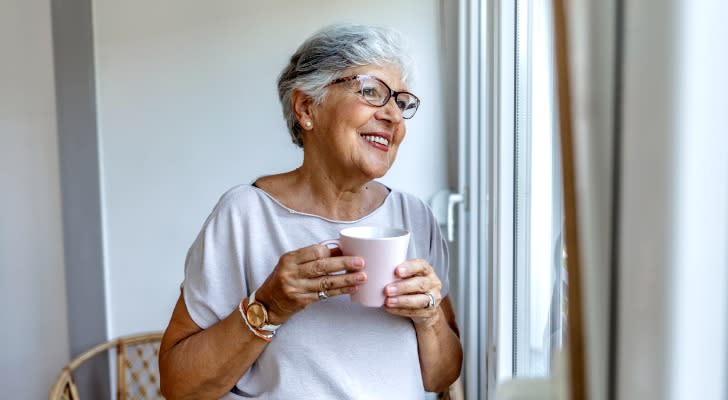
304;121;312;129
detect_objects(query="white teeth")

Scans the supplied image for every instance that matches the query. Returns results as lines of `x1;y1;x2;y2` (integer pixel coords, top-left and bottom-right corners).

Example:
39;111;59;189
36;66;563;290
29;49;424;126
362;135;389;146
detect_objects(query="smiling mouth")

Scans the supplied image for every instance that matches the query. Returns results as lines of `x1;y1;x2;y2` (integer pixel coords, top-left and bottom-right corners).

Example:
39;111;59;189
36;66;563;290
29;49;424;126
361;134;390;149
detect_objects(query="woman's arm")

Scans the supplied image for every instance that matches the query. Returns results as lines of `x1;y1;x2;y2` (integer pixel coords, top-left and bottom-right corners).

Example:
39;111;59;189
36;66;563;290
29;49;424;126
160;244;366;399
384;259;463;393
159;292;267;400
412;296;462;392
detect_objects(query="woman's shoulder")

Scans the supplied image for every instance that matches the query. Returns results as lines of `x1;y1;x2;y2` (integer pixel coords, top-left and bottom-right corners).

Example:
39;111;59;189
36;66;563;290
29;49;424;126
204;183;274;221
216;183;261;207
381;185;440;226
195;183;285;233
385;186;432;211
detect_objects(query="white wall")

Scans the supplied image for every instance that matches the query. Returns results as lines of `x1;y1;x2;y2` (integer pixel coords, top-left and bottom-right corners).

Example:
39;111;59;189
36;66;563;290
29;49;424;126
668;1;728;399
91;0;454;336
0;1;70;399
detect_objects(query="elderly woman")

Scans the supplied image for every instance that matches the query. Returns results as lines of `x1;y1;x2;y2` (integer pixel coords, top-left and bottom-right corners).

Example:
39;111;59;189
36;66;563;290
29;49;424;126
159;24;462;399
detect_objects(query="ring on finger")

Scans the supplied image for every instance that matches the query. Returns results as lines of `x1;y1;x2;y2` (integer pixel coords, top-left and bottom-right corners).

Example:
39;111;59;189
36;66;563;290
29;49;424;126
318;290;329;301
424;292;436;309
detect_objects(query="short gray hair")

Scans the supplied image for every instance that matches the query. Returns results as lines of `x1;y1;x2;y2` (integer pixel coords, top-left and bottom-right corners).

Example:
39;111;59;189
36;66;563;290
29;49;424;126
277;24;414;147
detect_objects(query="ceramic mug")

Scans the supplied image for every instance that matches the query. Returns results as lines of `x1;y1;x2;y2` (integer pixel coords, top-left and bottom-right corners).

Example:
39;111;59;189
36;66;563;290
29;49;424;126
321;226;410;307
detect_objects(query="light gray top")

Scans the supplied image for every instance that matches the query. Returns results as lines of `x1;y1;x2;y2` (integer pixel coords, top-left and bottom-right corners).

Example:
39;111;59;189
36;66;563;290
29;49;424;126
182;184;449;399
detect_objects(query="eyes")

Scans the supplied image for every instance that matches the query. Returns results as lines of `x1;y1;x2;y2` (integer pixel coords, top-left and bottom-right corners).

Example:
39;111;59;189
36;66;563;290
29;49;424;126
327;75;420;119
361;84;383;100
357;79;419;117
397;99;412;110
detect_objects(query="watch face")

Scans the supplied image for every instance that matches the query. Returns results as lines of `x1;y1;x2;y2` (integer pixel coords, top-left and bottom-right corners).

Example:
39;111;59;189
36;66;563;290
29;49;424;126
247;302;267;328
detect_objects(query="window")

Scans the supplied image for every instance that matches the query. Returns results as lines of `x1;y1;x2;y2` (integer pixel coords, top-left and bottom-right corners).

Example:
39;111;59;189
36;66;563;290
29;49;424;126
512;0;566;378
455;0;566;395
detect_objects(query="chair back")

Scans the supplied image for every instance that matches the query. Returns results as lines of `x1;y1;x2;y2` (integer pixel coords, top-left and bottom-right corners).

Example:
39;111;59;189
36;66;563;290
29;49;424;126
49;332;164;400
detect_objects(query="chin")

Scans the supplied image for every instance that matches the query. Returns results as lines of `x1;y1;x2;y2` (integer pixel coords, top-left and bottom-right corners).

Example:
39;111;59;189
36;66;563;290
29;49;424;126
369;163;393;179
372;169;394;181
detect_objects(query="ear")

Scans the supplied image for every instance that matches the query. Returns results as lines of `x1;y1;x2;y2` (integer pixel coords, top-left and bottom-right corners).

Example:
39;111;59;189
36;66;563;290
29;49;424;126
292;89;315;130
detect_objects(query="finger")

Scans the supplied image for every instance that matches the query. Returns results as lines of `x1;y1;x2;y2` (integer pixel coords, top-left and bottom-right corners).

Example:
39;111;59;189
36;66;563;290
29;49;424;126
312;271;367;292
394;259;433;278
384;276;440;297
300;255;364;278
314;284;359;300
385;292;440;309
287;244;336;265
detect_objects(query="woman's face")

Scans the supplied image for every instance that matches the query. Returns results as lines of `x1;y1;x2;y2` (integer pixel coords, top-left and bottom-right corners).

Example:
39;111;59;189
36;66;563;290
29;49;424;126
306;64;409;182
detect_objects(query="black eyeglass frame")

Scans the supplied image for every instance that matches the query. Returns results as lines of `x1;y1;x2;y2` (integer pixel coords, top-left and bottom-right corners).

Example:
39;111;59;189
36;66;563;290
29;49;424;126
326;74;421;119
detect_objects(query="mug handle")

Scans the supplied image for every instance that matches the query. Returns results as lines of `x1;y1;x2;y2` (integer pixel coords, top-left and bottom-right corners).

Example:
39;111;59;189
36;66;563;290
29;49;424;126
320;239;340;249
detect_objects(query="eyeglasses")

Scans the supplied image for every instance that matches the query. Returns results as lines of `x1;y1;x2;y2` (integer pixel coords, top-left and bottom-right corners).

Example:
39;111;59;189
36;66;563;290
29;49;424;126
326;75;420;119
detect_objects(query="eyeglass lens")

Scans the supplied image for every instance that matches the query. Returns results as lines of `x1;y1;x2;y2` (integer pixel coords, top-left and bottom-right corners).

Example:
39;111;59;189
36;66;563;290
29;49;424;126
358;77;418;119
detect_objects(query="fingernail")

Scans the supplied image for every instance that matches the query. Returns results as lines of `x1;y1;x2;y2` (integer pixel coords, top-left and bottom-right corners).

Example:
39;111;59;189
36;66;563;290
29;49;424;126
386;285;397;295
397;267;407;276
356;273;366;282
387;297;398;306
353;258;364;267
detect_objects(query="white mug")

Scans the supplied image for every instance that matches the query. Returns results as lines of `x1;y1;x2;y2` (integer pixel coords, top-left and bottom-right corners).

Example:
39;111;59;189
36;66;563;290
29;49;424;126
322;226;410;307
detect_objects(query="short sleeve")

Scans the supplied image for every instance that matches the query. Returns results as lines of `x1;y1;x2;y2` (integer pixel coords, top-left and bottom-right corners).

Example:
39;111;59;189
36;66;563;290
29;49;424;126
425;205;450;298
182;196;247;329
401;192;451;298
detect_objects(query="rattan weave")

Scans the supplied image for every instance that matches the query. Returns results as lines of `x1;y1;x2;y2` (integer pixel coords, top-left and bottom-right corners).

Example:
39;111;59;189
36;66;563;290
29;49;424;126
48;332;163;400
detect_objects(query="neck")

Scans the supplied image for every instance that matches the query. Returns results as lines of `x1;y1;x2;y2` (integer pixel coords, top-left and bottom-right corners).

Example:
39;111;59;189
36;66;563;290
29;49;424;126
288;161;378;221
300;149;370;188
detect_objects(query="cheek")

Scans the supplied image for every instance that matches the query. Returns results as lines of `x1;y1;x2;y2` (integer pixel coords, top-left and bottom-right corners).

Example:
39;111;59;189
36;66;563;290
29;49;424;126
395;125;407;144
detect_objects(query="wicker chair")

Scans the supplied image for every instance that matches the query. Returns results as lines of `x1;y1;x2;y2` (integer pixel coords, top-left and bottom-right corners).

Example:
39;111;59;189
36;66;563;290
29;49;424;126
48;332;164;400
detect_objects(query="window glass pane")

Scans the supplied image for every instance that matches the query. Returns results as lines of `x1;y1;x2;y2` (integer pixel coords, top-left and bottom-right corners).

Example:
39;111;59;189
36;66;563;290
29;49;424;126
513;0;566;378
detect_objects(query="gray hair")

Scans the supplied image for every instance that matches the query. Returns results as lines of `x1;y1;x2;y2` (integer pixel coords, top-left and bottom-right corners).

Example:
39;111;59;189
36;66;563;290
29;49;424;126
277;24;414;147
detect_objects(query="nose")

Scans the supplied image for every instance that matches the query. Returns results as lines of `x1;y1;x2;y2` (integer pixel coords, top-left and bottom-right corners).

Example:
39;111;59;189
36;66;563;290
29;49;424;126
375;96;404;124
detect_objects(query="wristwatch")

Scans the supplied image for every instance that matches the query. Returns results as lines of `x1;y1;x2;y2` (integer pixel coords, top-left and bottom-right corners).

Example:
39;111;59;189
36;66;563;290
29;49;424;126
245;289;280;333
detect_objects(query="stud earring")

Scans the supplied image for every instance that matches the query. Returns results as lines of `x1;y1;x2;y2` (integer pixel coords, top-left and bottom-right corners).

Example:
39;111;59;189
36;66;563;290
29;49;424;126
304;121;312;128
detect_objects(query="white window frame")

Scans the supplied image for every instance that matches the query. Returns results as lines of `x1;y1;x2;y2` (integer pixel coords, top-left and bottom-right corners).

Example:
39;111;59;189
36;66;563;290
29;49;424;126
456;0;516;397
459;0;560;396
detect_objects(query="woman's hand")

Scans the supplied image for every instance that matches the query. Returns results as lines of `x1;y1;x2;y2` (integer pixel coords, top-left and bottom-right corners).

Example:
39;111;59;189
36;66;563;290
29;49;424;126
254;244;367;325
383;259;443;327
